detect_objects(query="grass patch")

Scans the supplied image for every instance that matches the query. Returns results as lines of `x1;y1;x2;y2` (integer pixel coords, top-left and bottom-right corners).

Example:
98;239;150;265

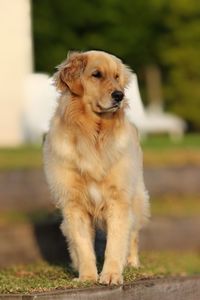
0;252;199;294
0;145;42;171
1;196;199;225
142;133;200;166
124;251;200;282
0;134;200;170
143;148;200;167
141;133;200;150
151;196;200;218
0;210;60;226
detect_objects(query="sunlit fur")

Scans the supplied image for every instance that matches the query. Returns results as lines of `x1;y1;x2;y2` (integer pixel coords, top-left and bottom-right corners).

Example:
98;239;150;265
43;50;150;285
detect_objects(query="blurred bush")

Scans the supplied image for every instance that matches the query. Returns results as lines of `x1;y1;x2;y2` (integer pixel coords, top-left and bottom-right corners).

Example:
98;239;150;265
32;0;200;130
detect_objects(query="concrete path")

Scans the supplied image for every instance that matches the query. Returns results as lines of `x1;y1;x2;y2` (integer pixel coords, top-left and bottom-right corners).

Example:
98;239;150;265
1;276;200;300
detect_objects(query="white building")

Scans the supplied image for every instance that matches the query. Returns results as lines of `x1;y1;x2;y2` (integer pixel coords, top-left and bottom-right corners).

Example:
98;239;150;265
0;0;32;146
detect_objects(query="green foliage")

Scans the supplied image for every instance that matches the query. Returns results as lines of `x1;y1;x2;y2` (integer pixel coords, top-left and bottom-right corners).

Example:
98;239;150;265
32;0;200;128
32;0;161;73
158;0;200;130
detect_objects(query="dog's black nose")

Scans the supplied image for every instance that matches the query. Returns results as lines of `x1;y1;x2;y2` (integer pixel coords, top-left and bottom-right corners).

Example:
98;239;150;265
111;90;124;102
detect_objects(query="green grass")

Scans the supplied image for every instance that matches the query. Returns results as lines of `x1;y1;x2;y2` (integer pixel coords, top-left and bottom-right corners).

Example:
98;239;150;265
1;195;199;225
0;134;200;170
0;252;199;294
143;148;200;167
0;209;59;225
142;133;200;167
141;133;200;150
0;145;42;171
151;196;200;218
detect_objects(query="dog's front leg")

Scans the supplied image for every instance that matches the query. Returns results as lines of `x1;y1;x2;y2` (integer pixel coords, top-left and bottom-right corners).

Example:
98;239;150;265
61;198;98;282
99;198;133;285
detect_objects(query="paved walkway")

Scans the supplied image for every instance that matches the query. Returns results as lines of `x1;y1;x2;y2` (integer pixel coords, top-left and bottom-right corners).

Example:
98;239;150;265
1;277;200;300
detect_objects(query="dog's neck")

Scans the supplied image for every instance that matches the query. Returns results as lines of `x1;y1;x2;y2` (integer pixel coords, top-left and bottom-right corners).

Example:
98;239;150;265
64;97;125;125
61;95;126;138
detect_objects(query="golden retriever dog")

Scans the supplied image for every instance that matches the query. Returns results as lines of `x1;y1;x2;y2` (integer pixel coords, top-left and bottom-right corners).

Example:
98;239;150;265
43;50;149;285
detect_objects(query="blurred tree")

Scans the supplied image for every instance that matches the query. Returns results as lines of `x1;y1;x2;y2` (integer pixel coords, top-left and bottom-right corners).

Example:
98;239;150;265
32;0;161;72
158;0;200;130
32;0;200;130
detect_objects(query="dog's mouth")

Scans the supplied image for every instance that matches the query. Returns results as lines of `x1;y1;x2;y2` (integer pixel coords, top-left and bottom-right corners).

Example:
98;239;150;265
96;103;120;114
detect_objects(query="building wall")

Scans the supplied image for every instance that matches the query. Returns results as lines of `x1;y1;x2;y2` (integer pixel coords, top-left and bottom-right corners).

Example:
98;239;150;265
0;0;33;146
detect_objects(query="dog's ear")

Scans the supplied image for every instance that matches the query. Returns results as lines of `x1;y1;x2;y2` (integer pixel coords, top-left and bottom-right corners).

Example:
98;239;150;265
113;55;133;88
54;52;87;96
123;64;133;87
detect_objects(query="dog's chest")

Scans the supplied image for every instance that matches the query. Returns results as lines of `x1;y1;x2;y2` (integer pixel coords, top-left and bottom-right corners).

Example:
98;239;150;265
88;183;102;204
74;131;127;180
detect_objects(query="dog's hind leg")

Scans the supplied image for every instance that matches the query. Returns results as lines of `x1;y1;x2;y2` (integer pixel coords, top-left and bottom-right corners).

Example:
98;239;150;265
126;230;140;268
127;186;150;268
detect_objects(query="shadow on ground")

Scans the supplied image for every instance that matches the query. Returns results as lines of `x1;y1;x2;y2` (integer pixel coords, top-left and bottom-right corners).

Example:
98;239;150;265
32;212;106;267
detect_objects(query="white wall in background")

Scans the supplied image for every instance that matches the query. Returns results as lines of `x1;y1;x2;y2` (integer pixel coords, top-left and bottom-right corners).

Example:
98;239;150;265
23;74;58;143
0;0;32;146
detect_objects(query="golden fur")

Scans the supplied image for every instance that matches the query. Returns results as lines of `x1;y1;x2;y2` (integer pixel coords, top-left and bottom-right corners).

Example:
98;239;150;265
43;50;150;285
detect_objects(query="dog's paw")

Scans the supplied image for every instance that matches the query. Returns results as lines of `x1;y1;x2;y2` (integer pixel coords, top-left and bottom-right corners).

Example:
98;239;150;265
99;272;123;285
126;256;140;269
75;273;98;282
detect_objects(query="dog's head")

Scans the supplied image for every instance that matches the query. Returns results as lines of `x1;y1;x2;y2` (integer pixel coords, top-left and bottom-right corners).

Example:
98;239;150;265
54;50;132;114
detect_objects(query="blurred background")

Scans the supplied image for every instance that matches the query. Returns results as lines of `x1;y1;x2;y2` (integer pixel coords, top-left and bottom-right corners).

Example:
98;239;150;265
0;0;200;293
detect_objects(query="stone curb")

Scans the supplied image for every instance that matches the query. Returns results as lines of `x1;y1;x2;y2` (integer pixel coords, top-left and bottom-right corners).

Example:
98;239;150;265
1;276;200;300
1;166;200;211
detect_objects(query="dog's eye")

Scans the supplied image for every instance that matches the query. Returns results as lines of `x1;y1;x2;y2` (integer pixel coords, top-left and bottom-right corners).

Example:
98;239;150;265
92;71;102;78
115;74;119;80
